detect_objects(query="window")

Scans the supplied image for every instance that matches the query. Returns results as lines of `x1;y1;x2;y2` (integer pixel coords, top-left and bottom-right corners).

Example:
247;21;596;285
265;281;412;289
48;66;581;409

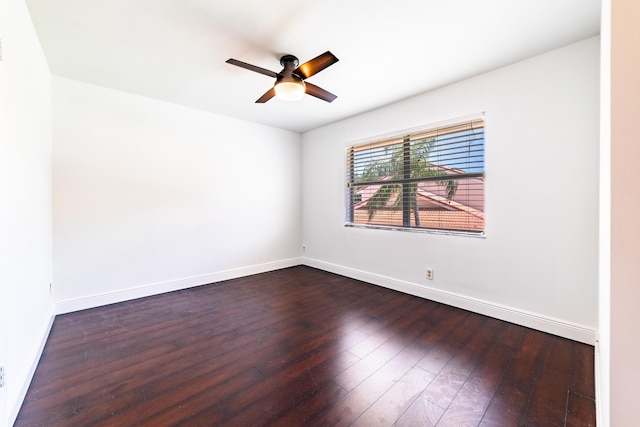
346;116;485;235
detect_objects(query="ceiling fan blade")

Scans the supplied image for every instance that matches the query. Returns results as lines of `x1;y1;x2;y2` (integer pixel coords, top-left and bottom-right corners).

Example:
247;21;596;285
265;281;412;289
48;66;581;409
304;82;337;103
255;87;276;103
226;58;278;78
294;51;339;80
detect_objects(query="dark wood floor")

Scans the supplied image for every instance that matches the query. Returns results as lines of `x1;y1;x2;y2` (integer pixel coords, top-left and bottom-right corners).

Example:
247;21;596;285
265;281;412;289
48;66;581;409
15;266;595;426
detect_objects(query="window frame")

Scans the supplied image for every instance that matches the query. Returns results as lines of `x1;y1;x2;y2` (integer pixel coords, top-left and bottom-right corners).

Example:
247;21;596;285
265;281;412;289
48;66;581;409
345;115;486;237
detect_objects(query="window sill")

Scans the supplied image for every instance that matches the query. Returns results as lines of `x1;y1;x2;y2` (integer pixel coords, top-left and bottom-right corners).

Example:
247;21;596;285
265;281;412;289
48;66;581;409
344;223;486;238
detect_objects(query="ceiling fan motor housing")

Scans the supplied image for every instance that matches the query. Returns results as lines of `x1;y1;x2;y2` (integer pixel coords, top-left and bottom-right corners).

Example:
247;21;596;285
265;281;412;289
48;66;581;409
280;55;299;68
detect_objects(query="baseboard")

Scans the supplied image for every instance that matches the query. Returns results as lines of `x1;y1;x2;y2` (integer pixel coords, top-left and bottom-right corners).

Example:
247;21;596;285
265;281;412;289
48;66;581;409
9;311;55;426
302;257;596;345
55;256;596;344
55;257;303;314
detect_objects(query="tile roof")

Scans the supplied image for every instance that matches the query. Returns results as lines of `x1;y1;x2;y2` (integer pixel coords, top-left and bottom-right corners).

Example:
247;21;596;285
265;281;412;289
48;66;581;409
352;177;484;232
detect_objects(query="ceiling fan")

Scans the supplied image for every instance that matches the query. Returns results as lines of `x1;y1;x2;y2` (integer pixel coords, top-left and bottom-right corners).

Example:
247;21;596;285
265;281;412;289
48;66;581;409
226;51;339;103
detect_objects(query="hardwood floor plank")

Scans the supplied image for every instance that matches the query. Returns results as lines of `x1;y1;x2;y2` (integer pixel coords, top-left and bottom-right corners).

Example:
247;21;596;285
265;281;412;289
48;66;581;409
267;381;348;427
495;322;526;349
309;340;428;426
502;329;548;391
253;312;371;377
521;336;573;427
479;382;528;427
90;349;269;425
14;266;596;427
149;370;261;427
103;368;264;426
394;395;445;427
217;339;360;419
419;306;469;348
350;366;435;427
415;309;481;376
216;350;359;426
565;390;596;427
571;341;596;400
436;340;514;426
348;296;429;358
333;315;426;392
421;317;500;409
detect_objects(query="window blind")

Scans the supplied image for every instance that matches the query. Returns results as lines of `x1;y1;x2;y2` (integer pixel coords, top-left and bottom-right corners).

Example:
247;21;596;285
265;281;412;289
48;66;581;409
346;117;485;234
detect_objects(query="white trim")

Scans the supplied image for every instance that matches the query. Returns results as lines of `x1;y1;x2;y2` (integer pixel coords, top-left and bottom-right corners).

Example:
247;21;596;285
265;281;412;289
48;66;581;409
9;312;55;426
344;223;486;238
302;257;596;345
54;256;596;344
595;335;605;427
55;258;303;314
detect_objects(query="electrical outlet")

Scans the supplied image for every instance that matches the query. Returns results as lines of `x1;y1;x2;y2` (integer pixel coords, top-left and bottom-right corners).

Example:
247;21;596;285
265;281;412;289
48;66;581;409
302;244;307;252
0;367;5;388
426;268;434;280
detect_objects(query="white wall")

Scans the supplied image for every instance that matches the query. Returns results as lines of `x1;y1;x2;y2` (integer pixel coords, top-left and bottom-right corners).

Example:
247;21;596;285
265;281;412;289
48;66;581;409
598;1;611;424
302;37;600;344
0;0;55;424
53;77;302;311
608;0;640;425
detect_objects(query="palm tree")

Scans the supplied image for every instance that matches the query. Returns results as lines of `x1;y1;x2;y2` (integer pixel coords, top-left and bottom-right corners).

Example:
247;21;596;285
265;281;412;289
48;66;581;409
358;137;458;227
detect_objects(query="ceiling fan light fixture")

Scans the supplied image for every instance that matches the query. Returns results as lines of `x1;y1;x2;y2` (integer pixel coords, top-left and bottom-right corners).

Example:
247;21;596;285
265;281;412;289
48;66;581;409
274;77;306;101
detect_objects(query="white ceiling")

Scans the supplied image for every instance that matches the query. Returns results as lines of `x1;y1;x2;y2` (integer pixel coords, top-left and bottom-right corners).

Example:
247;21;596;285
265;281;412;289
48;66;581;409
26;0;600;133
